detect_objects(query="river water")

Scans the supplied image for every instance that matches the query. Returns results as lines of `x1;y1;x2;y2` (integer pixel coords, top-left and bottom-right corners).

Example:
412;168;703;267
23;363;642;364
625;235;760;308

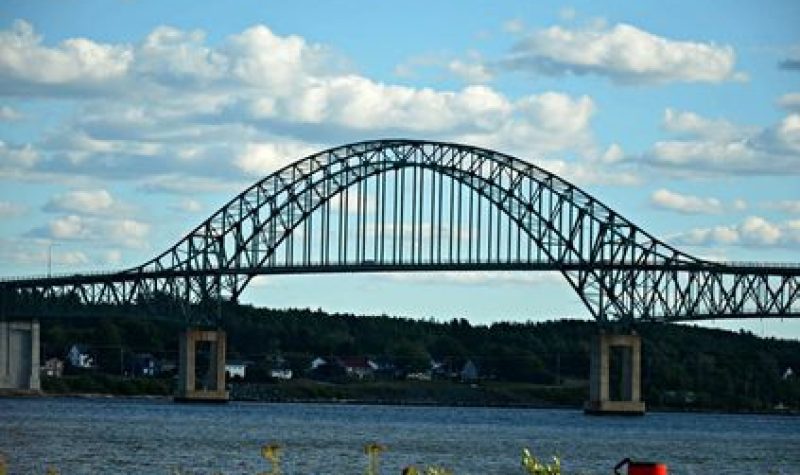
0;397;798;474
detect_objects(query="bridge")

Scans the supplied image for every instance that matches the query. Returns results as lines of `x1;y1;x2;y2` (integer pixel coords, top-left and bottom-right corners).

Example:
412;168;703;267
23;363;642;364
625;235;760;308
2;139;799;411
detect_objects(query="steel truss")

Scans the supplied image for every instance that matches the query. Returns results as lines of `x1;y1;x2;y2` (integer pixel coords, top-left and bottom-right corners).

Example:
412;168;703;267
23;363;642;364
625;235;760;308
2;139;799;324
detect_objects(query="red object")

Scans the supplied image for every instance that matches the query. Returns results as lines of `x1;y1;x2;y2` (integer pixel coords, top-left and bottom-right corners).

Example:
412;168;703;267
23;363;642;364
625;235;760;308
628;462;667;475
615;458;668;475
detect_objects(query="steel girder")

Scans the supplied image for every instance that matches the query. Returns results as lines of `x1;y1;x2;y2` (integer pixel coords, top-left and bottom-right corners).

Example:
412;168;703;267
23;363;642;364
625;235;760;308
2;139;799;324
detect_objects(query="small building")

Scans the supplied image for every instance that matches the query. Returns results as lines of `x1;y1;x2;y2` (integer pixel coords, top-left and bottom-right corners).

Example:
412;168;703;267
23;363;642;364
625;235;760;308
225;360;250;380
270;368;293;380
67;345;95;369
310;357;328;371
338;357;378;380
41;358;64;378
783;367;795;380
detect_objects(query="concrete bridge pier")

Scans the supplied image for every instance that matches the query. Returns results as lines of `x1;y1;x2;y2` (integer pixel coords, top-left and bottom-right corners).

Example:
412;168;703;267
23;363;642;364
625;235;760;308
584;332;645;415
175;328;229;403
0;320;41;392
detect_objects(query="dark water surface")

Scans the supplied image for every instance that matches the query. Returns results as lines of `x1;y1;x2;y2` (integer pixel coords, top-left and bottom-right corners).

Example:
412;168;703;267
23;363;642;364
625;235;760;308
1;397;798;474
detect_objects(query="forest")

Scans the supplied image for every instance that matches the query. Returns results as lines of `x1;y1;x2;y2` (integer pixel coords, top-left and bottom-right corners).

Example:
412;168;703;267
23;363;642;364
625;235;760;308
38;302;800;411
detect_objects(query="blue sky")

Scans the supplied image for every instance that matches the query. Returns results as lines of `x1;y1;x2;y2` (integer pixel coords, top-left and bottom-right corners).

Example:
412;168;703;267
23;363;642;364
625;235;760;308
1;1;799;337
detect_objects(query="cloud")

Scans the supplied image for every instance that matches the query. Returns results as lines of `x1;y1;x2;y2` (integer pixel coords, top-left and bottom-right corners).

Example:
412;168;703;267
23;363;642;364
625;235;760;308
172;198;203;213
42;189;119;215
778;93;800;113
764;200;800;214
778;46;800;71
29;214;150;249
640;107;800;176
0;20;132;95
0;21;632;193
235;141;320;176
502;19;525;34
0;105;22;120
447;59;492;84
0;141;38;169
501;23;740;84
0;200;26;217
650;189;724;215
671;216;800;248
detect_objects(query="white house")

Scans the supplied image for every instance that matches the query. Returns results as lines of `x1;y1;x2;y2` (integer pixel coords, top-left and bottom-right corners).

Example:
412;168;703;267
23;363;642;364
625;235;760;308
225;360;249;379
310;357;327;370
67;345;95;369
270;368;293;380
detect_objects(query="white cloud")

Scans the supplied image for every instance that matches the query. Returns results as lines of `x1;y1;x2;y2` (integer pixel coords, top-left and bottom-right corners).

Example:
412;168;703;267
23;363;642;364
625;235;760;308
503;19;525;34
558;7;577;21
662;108;753;141
778;45;800;71
650;188;723;215
102;249;123;265
0;21;632;191
671;216;800;248
778;93;800;113
173;198;203;213
0;200;25;217
765;200;800;214
41;214;150;249
43;189;117;215
502;23;740;84
0;20;132;93
447;59;492;84
641;107;800;176
0;141;38;169
0;105;22;120
235;141;320;176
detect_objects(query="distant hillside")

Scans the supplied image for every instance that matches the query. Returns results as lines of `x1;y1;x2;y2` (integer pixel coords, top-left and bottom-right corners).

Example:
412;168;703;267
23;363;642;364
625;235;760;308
40;303;800;411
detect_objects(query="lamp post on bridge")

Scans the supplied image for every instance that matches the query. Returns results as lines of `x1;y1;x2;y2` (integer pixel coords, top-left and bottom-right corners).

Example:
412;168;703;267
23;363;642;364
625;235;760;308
47;242;59;278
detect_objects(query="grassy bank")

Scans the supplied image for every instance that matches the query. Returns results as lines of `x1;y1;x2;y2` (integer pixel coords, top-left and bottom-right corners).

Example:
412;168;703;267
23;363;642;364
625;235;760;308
230;379;586;407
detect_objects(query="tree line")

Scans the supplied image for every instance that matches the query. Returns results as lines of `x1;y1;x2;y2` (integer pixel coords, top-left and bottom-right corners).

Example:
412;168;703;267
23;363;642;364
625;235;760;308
39;302;800;411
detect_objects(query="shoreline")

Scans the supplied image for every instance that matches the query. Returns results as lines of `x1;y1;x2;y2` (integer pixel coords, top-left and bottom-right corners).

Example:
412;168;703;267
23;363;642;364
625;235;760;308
3;389;798;416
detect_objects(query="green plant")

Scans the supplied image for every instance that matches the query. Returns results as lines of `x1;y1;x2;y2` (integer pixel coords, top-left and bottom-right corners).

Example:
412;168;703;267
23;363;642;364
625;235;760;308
259;443;282;475
364;443;387;475
521;448;561;475
402;466;453;475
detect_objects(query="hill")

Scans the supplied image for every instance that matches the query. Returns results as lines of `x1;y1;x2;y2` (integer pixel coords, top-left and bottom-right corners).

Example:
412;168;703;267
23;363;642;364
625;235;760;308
39;304;800;411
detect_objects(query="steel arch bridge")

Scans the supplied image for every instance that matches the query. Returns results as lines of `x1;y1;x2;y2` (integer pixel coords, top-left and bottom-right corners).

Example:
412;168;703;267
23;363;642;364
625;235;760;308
2;139;799;324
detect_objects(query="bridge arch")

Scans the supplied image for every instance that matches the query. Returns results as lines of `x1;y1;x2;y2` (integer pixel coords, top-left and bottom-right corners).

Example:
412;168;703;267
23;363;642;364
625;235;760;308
137;139;703;322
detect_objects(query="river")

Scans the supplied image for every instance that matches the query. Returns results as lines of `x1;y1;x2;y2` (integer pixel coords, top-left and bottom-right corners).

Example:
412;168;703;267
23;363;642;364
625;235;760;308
1;397;797;474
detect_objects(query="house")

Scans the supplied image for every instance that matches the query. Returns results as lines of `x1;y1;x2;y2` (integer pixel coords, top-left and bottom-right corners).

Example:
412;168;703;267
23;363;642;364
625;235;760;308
225;360;250;379
338;357;378;380
310;357;328;371
41;358;64;378
270;368;293;380
67;345;95;369
460;360;479;382
783;367;795;380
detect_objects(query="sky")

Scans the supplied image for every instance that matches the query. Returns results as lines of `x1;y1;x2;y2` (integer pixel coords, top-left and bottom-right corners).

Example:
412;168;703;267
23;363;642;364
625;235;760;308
1;1;799;337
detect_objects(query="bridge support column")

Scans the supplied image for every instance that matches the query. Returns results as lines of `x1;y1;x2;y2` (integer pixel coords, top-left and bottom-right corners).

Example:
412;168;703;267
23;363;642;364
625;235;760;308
584;332;645;415
175;328;228;403
0;320;41;392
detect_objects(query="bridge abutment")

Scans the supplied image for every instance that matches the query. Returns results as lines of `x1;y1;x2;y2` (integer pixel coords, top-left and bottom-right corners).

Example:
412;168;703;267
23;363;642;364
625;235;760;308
175;328;229;403
0;320;41;392
584;332;645;415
